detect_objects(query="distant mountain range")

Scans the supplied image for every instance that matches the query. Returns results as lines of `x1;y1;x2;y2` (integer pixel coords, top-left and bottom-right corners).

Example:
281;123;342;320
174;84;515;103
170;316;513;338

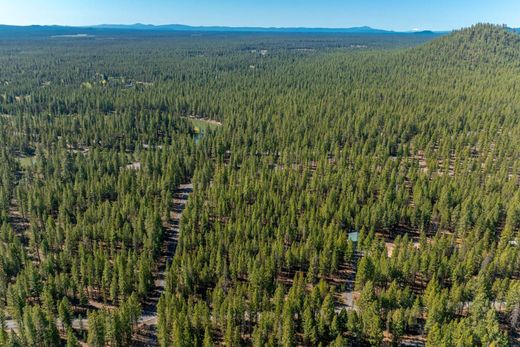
94;24;399;33
0;23;449;34
2;23;518;36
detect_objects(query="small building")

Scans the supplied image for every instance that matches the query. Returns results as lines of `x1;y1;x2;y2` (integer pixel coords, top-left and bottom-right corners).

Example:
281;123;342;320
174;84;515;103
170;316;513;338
348;232;359;243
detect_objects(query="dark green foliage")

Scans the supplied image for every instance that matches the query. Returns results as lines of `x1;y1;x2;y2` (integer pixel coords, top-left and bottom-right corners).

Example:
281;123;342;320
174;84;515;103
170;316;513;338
0;24;519;346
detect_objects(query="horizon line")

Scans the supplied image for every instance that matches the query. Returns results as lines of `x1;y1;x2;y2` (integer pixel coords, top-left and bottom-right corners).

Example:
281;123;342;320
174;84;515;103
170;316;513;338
0;22;467;33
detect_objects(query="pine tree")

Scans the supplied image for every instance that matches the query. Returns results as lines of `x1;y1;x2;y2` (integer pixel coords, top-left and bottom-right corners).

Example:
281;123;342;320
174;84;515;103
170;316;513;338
358;282;383;346
58;297;73;330
303;303;317;345
87;311;106;347
66;328;79;347
203;326;212;347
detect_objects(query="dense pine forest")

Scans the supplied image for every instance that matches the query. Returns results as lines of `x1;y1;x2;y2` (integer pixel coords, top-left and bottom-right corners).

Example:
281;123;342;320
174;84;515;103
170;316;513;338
0;24;519;346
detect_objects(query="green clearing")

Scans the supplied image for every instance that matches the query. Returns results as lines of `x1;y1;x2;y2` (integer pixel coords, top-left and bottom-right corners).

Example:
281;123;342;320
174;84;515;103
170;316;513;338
17;156;36;168
186;117;222;133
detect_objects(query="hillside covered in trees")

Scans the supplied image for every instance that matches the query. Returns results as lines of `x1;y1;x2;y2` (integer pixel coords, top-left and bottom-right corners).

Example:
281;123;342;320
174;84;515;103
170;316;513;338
0;24;519;346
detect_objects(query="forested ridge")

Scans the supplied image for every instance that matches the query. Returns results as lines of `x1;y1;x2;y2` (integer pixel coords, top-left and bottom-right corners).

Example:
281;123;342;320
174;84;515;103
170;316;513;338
0;24;519;346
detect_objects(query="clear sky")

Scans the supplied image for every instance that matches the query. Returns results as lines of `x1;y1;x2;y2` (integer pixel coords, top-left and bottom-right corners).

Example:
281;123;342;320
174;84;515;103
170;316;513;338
1;0;519;31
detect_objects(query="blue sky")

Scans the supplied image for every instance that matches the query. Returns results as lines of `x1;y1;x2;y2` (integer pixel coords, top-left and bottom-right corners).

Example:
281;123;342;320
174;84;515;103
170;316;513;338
1;0;519;31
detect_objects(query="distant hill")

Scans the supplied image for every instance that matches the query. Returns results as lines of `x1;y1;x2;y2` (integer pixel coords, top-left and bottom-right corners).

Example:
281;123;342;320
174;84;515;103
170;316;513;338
412;30;436;35
413;24;520;65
